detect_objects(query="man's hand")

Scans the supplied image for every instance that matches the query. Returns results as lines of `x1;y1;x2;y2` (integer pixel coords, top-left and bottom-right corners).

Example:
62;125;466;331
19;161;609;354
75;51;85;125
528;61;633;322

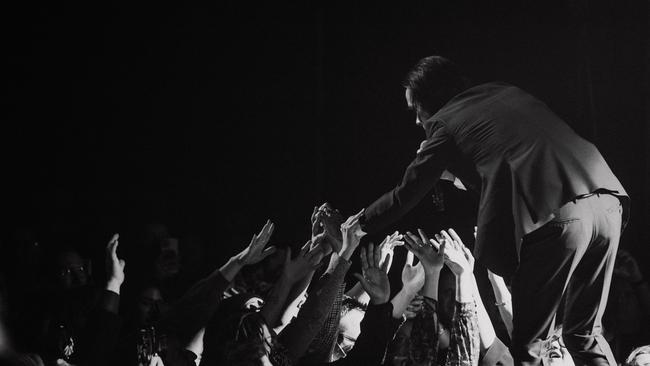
106;233;126;294
233;220;277;265
353;243;391;305
282;240;323;284
339;209;366;260
403;229;444;274
401;251;425;294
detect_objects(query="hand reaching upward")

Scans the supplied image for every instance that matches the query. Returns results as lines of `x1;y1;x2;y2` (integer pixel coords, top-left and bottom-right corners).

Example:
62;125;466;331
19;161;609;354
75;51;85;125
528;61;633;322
354;243;391;304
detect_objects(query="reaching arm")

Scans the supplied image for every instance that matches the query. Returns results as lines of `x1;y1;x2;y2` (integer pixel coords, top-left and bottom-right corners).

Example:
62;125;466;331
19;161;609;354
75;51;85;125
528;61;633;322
391;250;425;318
158;220;276;344
360;124;454;234
260;241;323;328
439;229;480;366
487;269;513;338
443;229;498;352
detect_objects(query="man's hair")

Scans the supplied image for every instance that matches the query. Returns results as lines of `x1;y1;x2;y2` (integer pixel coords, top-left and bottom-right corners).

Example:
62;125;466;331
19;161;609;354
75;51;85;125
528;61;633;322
402;56;471;114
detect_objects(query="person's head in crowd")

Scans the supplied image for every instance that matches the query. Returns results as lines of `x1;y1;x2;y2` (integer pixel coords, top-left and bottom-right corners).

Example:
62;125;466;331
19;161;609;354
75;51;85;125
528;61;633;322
626;346;650;366
54;248;91;291
134;284;168;327
201;292;283;366
436;266;457;329
403;56;472;131
331;297;367;361
153;237;181;281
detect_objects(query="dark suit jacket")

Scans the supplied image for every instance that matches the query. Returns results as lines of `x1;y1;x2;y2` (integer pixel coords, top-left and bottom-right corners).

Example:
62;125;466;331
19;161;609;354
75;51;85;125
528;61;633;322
360;82;629;277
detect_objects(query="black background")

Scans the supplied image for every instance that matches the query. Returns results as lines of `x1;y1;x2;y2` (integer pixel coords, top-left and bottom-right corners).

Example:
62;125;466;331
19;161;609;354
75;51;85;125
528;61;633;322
2;2;648;269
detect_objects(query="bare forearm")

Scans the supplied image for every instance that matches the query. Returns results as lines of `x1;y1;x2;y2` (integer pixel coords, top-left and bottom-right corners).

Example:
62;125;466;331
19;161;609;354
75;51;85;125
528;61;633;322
391;287;418;318
261;275;294;327
422;269;441;300
218;257;243;282
470;276;496;352
488;276;513;337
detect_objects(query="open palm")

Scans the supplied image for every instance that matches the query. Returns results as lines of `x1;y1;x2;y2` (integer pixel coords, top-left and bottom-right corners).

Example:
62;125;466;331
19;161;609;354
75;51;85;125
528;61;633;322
354;243;391;304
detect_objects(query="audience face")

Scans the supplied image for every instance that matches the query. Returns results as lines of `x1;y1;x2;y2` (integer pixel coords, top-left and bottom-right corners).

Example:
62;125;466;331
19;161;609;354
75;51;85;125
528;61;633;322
437;269;456;327
136;286;167;325
55;250;89;291
541;338;564;366
331;307;365;361
153;238;180;280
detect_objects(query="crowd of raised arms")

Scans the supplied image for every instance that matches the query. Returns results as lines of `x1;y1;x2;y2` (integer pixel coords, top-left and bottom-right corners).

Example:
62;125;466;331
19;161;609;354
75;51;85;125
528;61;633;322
0;203;648;366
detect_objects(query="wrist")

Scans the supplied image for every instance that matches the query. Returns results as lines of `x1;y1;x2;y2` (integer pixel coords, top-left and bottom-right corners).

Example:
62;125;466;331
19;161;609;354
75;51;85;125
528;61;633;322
219;257;244;282
402;284;421;297
370;295;389;305
424;267;442;276
106;278;122;294
339;245;358;261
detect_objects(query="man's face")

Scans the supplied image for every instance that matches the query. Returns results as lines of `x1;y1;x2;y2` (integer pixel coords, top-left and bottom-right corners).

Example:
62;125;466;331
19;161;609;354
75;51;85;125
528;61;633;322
56;251;89;290
405;88;432;131
137;286;167;325
541;337;570;366
331;307;365;361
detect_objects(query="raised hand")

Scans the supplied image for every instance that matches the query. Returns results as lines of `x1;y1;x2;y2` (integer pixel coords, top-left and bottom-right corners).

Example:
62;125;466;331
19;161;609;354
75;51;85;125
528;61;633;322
403;229;445;274
379;231;404;272
353;243;391;304
401;251;425;294
437;229;474;276
106;233;126;293
282;240;324;283
339;209;366;260
317;203;345;253
234;220;277;265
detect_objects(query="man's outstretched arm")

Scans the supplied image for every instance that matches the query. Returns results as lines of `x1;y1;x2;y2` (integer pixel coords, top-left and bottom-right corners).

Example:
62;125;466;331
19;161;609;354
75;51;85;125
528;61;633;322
360;123;453;234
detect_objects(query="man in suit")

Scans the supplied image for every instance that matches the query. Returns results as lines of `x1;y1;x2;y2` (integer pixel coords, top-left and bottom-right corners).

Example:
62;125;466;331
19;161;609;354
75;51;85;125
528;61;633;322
354;56;629;366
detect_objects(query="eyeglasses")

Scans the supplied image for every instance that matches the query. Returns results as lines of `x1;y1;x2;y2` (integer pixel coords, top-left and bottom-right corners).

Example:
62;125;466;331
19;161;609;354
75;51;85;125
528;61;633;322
59;265;87;277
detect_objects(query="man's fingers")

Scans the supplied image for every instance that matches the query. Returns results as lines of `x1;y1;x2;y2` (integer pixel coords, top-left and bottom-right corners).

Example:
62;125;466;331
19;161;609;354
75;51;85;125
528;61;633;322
448;228;464;246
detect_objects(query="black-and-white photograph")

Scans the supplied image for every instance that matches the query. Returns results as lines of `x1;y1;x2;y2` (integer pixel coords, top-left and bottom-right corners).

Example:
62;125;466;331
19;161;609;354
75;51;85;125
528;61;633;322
1;2;648;366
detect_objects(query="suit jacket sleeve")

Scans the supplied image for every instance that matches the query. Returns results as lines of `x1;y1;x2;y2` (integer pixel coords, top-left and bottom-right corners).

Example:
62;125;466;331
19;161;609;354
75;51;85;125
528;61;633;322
361;122;454;234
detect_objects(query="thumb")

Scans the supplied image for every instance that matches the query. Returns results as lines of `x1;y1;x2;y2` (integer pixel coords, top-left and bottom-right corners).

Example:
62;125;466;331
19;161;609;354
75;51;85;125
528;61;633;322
119;259;126;269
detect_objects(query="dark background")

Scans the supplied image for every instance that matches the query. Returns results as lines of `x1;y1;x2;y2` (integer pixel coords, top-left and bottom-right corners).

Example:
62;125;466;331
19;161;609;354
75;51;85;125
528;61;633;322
2;2;648;269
